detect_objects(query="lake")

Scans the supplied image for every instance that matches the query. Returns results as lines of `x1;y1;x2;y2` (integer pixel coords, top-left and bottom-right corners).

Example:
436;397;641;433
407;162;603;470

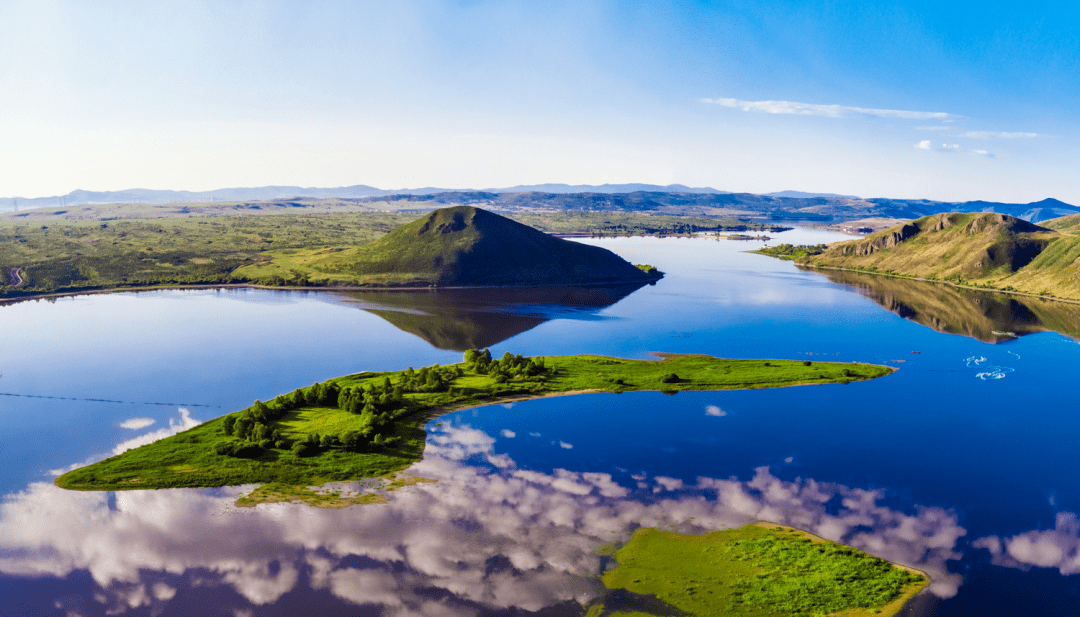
2;230;1079;616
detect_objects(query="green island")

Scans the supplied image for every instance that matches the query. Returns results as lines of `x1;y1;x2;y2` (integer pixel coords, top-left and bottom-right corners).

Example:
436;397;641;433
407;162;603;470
596;523;927;617
55;351;893;498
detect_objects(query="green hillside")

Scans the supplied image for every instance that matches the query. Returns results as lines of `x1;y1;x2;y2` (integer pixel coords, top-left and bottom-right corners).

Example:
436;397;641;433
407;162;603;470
798;212;1080;301
236;206;663;287
1043;213;1080;235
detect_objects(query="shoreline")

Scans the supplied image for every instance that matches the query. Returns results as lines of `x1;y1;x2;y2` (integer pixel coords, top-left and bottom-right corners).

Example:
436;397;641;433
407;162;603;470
793;262;1080;305
0;277;662;306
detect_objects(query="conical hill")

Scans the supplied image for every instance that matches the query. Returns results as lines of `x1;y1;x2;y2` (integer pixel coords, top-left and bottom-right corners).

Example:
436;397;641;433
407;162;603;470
312;206;662;287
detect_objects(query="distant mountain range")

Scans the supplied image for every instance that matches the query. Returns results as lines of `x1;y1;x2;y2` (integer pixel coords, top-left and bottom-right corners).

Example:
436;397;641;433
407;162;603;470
1;184;1076;224
0;183;724;212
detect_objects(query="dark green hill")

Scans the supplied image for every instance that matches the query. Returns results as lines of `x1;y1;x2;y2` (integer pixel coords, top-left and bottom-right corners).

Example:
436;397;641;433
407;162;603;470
302;206;663;287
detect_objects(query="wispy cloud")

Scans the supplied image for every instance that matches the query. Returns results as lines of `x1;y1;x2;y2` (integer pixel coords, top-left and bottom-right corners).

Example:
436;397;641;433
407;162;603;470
970;149;995;158
915;141;962;152
703;97;958;121
962;131;1038;139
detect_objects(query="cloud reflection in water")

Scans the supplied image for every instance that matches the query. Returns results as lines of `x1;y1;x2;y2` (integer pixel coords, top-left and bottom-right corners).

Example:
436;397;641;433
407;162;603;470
1;423;965;615
975;513;1080;575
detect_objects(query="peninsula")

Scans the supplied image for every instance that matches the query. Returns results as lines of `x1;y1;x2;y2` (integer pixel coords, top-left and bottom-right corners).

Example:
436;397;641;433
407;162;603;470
756;212;1080;302
55;351;893;492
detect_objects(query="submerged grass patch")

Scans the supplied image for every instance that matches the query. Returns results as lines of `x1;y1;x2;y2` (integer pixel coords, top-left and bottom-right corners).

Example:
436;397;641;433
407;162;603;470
602;524;927;617
56;352;893;493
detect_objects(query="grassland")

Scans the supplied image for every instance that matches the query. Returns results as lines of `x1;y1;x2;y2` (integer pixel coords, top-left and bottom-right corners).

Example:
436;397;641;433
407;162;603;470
601;524;927;617
55;352;893;494
0;212;411;296
0;208;781;299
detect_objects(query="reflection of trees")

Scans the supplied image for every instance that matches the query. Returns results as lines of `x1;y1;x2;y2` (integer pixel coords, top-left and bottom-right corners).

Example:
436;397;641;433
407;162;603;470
1;423;964;616
817;269;1080;343
334;284;650;351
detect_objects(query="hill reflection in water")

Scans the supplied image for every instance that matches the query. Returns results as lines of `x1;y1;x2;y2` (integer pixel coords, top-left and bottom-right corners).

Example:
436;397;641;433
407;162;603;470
333;283;651;351
816;269;1080;343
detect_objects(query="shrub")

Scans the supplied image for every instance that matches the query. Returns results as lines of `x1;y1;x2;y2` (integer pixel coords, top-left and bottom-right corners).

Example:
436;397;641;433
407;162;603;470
213;441;263;458
660;373;680;384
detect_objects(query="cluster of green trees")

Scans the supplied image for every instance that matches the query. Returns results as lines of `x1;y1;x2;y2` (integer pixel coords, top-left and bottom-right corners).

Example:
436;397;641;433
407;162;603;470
290;429;402;457
211;351;553;460
754;243;828;261
214;374;423;459
218;399;289;456
463;348;552;383
398;364;463;393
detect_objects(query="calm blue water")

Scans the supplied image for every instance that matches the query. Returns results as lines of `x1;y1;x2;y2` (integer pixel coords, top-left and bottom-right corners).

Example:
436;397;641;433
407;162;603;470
2;230;1079;615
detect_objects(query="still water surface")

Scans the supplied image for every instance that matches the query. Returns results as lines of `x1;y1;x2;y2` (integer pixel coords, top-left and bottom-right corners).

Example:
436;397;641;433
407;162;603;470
2;230;1079;615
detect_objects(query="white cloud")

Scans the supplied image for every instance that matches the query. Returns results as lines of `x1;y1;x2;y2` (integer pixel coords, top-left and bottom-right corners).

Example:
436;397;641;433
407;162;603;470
120;417;156;430
915;141;963;153
558;441;573;449
703;97;958;121
705;405;726;417
962;131;1038;139
151;582;177;601
500;429;516;438
970;149;995;158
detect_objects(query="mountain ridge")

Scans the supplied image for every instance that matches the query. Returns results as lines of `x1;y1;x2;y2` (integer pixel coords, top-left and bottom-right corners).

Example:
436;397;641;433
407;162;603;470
2;185;1076;223
803;212;1080;301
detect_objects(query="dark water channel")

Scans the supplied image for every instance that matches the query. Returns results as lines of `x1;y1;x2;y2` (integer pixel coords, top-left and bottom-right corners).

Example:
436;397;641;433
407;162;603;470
2;231;1080;616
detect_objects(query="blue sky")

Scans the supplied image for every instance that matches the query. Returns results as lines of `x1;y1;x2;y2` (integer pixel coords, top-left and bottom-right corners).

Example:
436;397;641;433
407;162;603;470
1;0;1077;203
